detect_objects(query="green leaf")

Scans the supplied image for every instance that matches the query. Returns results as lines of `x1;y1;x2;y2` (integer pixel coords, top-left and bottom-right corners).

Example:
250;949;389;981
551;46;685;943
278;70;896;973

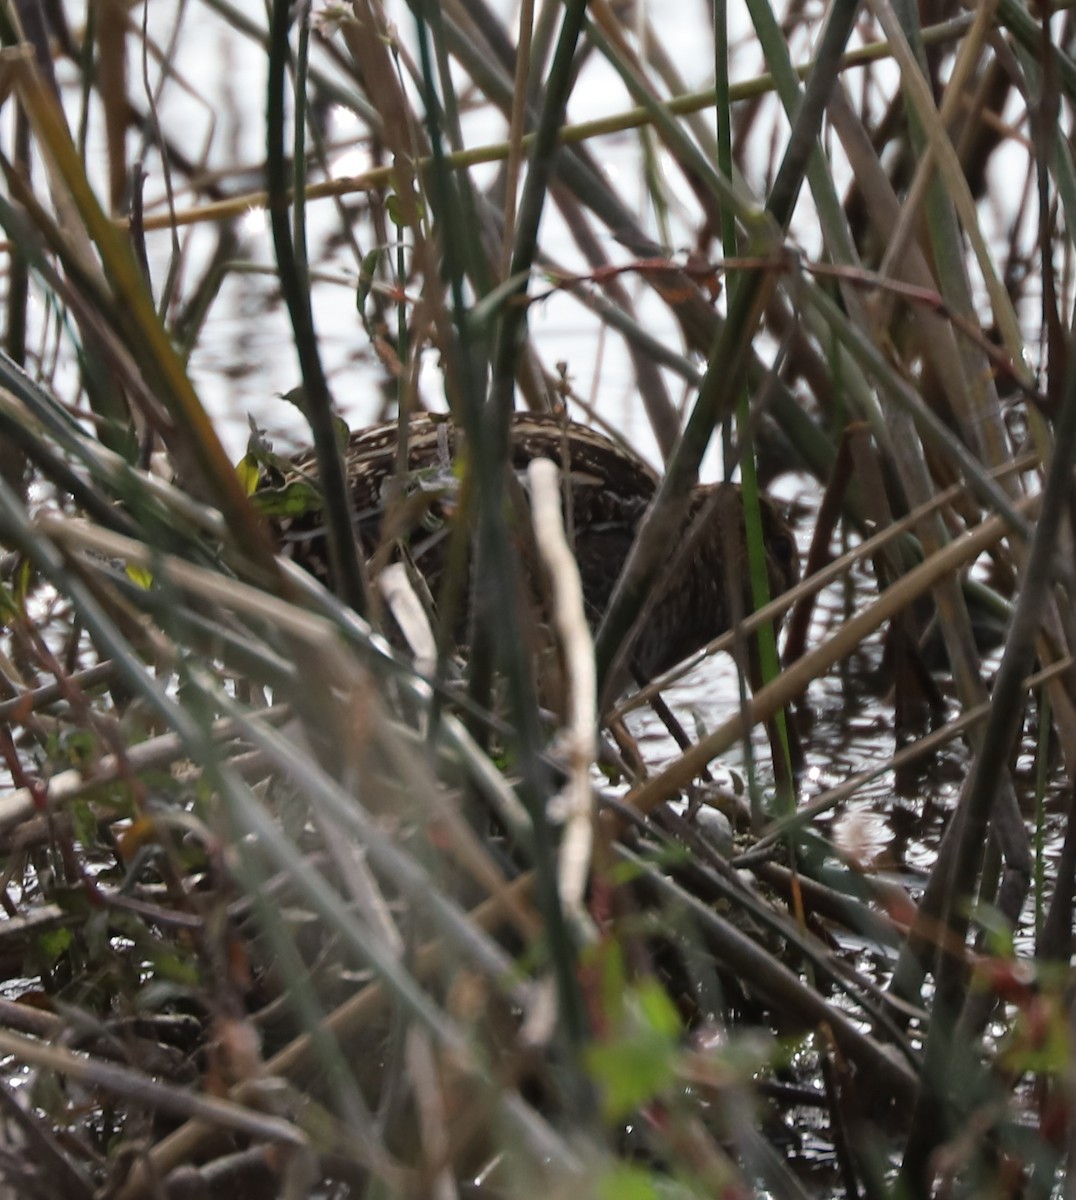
57;727;97;768
126;562;153;589
250;480;323;519
146;944;201;987
278;384;309;416
0;581;22;622
999;995;1070;1076
36;927;73;966
14;558;32;609
332;414;351;452
357;247;383;317
636;978;682;1040
71;797;100;849
385;193;407;228
236;453;261;497
596;1164;661;1200
586;978;682;1121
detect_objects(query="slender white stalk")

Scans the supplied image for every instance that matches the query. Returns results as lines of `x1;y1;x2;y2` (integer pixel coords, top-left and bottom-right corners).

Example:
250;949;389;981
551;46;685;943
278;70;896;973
527;458;595;922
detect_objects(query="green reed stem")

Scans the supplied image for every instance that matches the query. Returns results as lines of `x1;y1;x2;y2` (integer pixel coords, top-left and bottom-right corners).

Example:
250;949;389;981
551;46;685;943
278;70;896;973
267;0;368;613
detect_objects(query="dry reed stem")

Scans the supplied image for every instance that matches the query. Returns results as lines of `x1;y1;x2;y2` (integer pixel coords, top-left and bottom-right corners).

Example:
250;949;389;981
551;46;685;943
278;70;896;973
626;492;1041;814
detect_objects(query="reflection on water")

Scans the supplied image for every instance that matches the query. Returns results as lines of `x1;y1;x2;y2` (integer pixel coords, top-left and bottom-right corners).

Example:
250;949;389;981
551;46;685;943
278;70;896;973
625;477;1067;982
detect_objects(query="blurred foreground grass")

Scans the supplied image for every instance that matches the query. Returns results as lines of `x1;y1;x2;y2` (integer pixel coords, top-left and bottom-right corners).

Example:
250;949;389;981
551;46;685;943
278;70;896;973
0;1;1074;1196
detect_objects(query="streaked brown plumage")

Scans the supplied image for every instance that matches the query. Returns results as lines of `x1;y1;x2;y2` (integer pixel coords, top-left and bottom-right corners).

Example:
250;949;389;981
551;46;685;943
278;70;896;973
259;412;799;678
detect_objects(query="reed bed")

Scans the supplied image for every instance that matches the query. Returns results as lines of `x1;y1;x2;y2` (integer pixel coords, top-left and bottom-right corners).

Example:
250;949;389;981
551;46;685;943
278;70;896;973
0;0;1072;1196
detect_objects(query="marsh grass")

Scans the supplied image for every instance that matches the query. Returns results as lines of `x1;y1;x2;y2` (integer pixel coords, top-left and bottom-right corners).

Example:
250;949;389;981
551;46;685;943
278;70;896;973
0;1;1073;1196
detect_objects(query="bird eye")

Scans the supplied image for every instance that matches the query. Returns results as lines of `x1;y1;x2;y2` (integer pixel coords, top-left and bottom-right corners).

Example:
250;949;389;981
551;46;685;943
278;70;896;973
769;533;795;563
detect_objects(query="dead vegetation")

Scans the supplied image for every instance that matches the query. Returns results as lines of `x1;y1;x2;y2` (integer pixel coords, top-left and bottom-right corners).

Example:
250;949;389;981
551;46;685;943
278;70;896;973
0;0;1074;1196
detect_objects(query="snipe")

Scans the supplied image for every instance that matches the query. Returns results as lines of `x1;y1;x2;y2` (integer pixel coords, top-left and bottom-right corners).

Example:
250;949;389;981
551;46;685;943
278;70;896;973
258;412;799;679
